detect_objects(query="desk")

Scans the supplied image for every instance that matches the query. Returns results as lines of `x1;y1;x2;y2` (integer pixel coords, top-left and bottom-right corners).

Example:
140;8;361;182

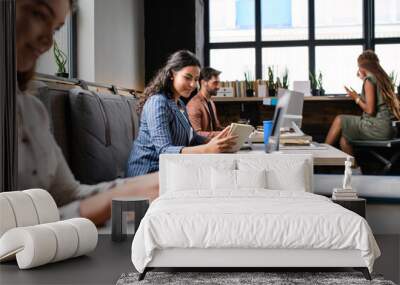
213;96;360;142
0;235;133;285
239;143;353;166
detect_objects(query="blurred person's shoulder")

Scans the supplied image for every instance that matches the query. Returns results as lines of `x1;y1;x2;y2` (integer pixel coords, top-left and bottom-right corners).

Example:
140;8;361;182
187;92;203;107
17;81;50;126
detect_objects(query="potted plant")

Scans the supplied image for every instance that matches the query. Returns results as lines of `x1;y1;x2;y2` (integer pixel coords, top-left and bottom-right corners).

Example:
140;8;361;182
389;71;398;93
53;40;69;78
282;68;289;90
244;71;254;97
317;71;325;96
275;77;282;90
267;66;276;97
309;71;318;96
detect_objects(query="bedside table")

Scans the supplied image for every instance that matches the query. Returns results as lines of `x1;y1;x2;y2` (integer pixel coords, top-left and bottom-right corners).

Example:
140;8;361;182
111;197;149;242
331;198;366;218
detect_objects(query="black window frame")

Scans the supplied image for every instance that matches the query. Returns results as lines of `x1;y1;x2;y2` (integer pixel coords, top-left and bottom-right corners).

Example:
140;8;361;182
204;0;400;93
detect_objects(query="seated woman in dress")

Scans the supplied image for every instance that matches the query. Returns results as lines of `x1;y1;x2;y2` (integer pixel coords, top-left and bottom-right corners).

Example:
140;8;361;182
325;50;400;156
126;50;236;177
15;0;158;226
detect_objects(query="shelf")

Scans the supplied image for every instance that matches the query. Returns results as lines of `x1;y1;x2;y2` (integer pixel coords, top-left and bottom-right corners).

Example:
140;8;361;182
211;96;353;103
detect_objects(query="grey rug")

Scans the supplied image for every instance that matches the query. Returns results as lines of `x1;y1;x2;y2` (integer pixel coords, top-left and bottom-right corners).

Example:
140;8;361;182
117;272;396;285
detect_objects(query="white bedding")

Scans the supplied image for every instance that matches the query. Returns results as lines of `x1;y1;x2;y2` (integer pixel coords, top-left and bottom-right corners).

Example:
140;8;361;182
131;191;380;273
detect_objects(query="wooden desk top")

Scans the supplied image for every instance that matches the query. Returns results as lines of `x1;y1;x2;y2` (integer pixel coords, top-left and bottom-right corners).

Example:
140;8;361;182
239;143;353;166
212;96;353;103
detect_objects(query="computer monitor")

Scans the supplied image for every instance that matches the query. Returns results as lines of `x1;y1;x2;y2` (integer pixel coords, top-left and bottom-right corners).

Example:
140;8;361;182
278;89;304;131
266;90;291;153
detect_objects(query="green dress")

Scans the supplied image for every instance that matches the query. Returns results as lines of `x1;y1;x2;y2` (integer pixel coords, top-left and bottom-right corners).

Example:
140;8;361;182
341;75;394;141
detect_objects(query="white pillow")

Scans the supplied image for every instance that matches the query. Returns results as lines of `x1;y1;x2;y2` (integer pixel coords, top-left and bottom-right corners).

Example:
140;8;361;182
211;169;267;191
211;169;236;191
238;158;309;192
237;169;267;189
266;161;306;191
167;160;235;192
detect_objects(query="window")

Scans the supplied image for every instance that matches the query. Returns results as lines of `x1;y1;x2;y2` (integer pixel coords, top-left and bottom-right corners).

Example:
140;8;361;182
375;0;400;38
315;0;363;40
261;0;308;41
375;44;400;76
210;48;255;81
209;0;255;43
262;47;309;85
206;0;400;94
316;45;363;94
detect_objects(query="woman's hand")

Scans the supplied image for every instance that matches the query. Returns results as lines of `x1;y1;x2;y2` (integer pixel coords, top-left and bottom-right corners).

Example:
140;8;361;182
344;86;358;101
205;126;238;153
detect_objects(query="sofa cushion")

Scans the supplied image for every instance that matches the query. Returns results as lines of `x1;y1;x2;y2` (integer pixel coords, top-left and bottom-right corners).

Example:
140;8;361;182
35;83;74;166
69;88;139;184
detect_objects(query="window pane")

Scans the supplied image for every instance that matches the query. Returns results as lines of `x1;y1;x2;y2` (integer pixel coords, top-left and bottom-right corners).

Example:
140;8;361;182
210;48;255;81
261;0;308;41
375;44;400;78
262;47;308;87
209;0;255;43
375;0;400;38
315;46;363;94
315;0;363;39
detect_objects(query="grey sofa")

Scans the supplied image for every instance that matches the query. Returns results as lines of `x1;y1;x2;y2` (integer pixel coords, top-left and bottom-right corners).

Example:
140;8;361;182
35;80;140;184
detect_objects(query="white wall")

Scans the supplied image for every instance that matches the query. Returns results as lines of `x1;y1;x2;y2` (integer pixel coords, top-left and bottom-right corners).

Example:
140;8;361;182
77;0;95;82
77;0;145;90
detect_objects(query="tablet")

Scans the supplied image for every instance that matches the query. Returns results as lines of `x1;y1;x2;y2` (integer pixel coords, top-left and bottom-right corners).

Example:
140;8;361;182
229;123;255;153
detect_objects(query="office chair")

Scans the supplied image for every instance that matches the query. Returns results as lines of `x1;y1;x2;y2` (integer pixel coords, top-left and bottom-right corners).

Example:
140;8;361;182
350;121;400;175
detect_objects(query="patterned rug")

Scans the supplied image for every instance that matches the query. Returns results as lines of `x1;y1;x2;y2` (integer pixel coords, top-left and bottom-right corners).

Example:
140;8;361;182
117;271;396;285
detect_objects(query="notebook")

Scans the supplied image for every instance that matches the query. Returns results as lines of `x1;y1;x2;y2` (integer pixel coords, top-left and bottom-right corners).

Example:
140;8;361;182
229;123;255;153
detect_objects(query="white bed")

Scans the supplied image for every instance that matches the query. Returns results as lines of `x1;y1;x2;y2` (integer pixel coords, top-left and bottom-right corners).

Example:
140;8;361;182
131;154;380;280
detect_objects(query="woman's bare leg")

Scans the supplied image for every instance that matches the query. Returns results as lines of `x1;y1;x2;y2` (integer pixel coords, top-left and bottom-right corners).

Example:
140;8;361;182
325;115;342;145
339;136;354;156
339;136;359;168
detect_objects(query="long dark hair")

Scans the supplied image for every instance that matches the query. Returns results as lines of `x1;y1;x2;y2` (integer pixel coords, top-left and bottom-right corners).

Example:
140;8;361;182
139;50;201;111
358;50;400;120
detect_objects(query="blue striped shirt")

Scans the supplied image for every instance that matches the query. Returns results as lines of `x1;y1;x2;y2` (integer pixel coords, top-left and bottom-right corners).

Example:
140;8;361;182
126;94;207;177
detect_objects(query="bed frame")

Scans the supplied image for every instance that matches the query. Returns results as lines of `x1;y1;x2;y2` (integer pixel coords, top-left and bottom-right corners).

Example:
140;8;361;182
138;248;371;280
137;154;372;281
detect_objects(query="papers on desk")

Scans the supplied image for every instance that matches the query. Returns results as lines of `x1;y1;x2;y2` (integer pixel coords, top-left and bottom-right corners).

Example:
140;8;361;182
248;131;264;143
249;130;314;146
279;142;328;150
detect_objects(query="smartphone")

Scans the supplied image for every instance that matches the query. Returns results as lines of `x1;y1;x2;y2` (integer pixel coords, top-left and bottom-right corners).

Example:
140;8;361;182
344;86;356;94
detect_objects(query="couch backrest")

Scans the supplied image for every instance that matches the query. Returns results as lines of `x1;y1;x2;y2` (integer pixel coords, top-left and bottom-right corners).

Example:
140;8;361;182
35;82;75;166
159;153;314;195
35;81;140;184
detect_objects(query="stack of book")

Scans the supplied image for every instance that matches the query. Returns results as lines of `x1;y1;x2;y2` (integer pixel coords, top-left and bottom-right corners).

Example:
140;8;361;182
218;80;271;98
280;134;312;146
332;188;358;200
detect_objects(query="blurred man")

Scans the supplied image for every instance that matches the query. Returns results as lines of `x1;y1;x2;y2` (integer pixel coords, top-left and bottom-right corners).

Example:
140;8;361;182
187;67;223;139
